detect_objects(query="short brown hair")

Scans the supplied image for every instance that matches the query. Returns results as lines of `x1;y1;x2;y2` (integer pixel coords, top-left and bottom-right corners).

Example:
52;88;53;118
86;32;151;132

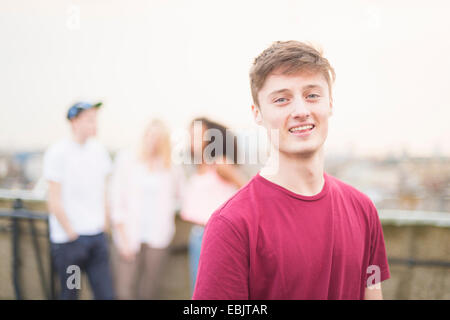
249;41;336;107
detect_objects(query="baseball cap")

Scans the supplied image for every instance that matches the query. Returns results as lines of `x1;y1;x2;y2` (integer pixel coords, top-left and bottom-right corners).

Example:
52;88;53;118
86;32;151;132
67;101;102;120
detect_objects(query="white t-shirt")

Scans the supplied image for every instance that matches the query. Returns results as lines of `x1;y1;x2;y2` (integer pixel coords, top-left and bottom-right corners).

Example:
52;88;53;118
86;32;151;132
43;137;112;243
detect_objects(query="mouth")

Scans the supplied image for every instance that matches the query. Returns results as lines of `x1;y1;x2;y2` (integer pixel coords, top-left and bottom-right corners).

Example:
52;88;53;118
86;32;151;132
288;124;315;136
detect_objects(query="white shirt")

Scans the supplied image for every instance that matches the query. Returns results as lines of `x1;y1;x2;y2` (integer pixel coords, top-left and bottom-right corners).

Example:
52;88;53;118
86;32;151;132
137;163;176;247
43;137;112;243
109;149;184;251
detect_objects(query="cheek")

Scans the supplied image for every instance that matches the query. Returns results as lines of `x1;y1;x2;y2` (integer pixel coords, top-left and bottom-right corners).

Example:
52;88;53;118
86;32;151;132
264;118;286;144
315;111;330;136
319;122;328;138
261;109;286;130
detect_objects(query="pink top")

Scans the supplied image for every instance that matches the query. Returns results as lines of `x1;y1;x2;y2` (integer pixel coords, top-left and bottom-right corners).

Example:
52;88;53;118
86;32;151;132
193;172;390;300
181;167;238;226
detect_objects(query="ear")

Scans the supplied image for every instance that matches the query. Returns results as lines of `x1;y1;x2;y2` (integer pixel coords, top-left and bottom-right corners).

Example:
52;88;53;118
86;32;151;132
251;104;263;125
69;118;76;129
329;98;333;117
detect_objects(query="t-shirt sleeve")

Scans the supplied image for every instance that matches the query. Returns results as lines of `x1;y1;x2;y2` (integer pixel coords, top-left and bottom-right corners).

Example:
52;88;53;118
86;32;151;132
365;201;391;286
43;145;64;183
193;213;249;300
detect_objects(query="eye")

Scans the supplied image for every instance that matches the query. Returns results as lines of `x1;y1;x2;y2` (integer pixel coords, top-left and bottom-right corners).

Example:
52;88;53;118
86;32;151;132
306;94;320;99
274;97;288;104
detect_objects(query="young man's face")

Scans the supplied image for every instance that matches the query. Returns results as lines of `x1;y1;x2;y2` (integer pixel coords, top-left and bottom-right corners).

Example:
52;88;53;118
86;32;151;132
70;108;98;140
252;70;333;158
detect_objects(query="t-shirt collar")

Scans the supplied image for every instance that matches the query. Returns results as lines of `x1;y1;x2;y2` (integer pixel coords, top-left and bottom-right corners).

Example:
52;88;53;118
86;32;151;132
256;171;330;201
69;136;93;149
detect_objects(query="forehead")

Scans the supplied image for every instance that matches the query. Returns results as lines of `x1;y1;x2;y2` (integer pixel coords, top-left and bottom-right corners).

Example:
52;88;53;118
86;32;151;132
146;123;164;134
74;108;98;121
82;108;98;116
259;70;329;96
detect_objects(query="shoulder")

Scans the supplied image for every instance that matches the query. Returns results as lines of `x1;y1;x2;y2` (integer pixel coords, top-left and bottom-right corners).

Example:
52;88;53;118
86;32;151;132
44;139;71;161
207;175;261;229
326;173;377;215
88;139;109;154
327;174;372;203
86;139;112;165
42;139;72;180
47;138;71;152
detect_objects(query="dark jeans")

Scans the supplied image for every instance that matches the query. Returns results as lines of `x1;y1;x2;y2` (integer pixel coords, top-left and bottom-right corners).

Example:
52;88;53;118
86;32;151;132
51;232;115;300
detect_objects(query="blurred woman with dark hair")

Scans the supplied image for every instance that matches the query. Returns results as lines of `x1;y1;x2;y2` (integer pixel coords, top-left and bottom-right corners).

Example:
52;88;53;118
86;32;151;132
181;117;247;294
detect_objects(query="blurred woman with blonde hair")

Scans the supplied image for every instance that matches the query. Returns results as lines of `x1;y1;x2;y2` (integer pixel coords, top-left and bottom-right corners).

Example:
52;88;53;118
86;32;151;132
110;119;184;299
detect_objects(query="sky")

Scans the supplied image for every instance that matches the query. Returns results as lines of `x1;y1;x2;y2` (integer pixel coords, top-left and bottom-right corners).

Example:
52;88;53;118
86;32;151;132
1;0;449;157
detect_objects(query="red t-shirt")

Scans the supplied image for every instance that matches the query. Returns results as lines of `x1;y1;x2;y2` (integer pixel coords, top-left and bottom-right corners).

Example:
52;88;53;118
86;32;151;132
193;172;390;300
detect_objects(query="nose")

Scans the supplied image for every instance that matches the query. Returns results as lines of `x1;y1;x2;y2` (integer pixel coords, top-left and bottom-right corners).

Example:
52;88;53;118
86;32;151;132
290;99;311;120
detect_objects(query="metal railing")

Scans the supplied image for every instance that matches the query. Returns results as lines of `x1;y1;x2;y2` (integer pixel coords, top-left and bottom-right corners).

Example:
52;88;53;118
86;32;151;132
0;195;449;300
0;198;55;300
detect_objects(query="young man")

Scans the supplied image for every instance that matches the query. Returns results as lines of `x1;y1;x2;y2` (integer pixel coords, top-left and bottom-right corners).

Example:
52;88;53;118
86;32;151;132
43;101;115;299
193;41;390;300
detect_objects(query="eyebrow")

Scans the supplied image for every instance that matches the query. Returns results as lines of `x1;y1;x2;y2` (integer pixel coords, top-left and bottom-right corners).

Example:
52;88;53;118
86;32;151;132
268;88;291;96
268;84;324;97
302;84;323;91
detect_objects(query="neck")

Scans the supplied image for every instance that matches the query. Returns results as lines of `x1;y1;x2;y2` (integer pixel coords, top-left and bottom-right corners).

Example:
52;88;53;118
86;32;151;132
260;146;325;196
72;133;88;145
197;163;210;174
141;151;164;170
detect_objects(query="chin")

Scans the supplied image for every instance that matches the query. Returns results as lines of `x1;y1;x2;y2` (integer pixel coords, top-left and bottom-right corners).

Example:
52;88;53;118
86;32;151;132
290;148;319;158
279;142;322;157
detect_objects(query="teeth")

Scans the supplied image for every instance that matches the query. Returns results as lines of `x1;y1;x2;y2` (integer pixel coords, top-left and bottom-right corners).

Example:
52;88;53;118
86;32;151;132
290;125;314;132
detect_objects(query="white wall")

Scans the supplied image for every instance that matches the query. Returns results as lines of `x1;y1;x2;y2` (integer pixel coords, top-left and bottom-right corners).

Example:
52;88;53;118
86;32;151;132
1;0;449;157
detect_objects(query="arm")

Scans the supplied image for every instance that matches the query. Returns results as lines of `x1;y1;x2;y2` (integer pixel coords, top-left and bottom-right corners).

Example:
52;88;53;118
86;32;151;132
364;285;383;300
193;214;249;300
104;174;111;234
172;165;186;212
47;180;78;241
114;222;136;262
364;200;390;299
102;146;113;235
108;152;136;261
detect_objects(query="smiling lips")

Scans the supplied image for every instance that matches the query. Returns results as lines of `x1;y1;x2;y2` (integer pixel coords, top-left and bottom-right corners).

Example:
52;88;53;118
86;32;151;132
288;124;315;136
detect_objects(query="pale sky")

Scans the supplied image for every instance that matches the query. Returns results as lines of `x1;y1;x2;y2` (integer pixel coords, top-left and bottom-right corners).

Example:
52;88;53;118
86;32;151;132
1;0;449;157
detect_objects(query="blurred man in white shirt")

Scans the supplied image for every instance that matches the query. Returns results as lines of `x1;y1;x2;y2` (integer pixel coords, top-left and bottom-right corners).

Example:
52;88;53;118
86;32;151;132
43;101;114;300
